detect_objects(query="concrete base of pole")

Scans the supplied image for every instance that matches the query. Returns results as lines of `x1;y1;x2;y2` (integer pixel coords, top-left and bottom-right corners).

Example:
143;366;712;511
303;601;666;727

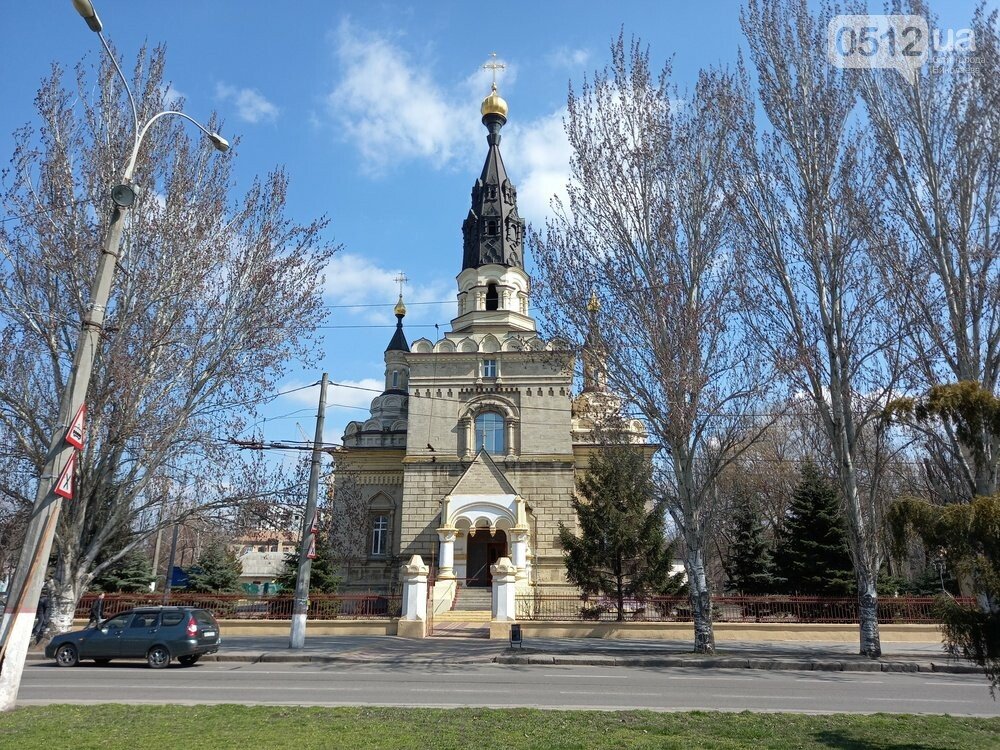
289;613;307;649
0;612;35;711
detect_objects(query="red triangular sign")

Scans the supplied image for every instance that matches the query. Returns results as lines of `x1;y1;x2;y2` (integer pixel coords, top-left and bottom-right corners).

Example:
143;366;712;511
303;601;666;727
306;536;317;560
54;452;76;499
66;403;86;450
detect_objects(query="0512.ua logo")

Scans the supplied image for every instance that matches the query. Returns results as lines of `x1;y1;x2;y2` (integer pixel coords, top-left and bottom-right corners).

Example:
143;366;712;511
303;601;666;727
827;15;975;83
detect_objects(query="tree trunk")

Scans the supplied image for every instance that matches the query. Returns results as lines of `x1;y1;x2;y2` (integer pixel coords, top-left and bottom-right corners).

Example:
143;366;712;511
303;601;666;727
48;549;89;635
48;577;84;636
686;546;715;654
857;573;881;658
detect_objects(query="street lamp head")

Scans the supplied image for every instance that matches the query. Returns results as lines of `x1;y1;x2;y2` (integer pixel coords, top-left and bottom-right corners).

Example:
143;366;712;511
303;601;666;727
208;132;230;153
72;0;103;33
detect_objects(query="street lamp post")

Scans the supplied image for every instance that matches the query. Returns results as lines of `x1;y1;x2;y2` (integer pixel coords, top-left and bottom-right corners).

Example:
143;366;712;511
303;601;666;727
0;0;228;711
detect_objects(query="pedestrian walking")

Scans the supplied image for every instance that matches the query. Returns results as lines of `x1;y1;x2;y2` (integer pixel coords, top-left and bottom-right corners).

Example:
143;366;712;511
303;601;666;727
88;591;106;628
32;591;50;645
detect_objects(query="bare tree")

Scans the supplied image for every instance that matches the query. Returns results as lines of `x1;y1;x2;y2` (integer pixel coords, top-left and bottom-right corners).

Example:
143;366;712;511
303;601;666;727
531;37;771;653
326;467;376;586
859;2;1000;498
731;0;903;656
0;47;335;630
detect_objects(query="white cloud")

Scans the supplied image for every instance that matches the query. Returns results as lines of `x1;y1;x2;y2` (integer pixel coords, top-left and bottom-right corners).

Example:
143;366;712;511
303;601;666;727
160;83;186;108
325;21;568;221
505;110;571;224
323;252;453;325
546;47;591;70
215;83;279;124
328;20;516;175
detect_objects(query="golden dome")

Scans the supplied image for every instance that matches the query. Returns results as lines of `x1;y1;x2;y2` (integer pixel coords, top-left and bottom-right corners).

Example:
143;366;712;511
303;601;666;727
480;83;508;118
587;290;600;312
394;294;406;317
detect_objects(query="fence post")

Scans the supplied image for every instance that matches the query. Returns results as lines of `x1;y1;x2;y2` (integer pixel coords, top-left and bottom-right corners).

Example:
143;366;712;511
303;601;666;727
398;555;428;638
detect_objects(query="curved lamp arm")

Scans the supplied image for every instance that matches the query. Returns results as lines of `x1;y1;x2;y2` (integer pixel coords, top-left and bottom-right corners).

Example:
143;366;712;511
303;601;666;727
124;110;229;181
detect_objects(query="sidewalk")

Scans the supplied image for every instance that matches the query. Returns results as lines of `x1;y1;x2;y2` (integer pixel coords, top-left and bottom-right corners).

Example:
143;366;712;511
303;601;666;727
26;634;981;675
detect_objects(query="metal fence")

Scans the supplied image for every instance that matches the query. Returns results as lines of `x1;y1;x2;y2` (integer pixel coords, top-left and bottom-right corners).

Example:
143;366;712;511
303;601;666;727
515;595;972;624
75;593;401;621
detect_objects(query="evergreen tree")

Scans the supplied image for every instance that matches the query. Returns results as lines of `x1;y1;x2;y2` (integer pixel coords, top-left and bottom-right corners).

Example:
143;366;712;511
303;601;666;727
773;462;855;596
725;494;777;595
92;549;154;593
275;534;341;594
558;446;684;621
186;542;243;593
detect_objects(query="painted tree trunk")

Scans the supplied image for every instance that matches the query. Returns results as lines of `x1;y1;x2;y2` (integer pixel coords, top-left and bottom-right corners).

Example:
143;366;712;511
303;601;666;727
857;575;881;658
48;578;83;635
686;547;715;654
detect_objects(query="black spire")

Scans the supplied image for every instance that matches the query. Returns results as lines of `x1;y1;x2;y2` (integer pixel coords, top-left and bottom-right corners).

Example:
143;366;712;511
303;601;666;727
385;295;410;353
461;90;525;271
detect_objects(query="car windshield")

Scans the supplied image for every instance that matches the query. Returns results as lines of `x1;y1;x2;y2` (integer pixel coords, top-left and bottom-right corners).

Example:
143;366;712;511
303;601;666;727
101;613;130;630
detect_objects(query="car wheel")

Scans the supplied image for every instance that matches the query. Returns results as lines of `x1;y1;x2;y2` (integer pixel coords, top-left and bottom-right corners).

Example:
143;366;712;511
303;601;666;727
146;645;171;669
55;644;78;668
178;655;200;667
94;658;111;665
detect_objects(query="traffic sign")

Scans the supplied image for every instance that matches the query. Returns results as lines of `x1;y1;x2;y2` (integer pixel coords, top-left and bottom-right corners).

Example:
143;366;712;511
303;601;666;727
54;452;77;499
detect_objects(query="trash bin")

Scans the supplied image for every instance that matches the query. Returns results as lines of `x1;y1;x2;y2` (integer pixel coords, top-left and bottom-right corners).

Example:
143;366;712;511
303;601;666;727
509;623;522;648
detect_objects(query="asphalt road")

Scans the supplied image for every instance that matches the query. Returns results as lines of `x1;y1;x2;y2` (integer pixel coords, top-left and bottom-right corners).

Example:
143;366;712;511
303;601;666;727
16;660;1000;716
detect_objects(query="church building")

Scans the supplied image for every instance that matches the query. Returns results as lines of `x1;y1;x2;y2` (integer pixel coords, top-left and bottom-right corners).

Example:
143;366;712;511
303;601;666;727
332;77;641;604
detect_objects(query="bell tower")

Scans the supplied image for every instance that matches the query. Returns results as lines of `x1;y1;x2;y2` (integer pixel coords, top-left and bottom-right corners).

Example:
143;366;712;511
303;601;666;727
452;65;535;336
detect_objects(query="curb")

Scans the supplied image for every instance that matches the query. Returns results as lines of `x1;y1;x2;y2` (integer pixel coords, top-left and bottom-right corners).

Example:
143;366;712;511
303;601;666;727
25;650;981;675
494;653;982;674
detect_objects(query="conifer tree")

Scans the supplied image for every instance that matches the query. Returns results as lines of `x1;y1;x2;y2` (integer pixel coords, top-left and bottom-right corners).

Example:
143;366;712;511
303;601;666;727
186;542;242;593
276;534;341;594
773;462;855;596
558;446;684;621
91;549;154;593
725;494;777;595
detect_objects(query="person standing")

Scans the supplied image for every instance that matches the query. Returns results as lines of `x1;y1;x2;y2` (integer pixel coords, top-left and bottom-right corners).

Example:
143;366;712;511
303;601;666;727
87;591;106;628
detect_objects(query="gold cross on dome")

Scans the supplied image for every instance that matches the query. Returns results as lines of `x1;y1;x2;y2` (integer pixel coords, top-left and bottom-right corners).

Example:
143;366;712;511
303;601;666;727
394;272;408;296
484;52;505;87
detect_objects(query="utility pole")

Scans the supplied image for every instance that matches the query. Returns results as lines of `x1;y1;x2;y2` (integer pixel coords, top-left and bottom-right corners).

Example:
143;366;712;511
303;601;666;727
289;373;328;649
0;196;130;711
162;523;181;604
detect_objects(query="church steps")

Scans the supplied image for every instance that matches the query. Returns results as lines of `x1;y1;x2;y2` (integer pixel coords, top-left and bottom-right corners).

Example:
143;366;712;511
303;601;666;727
434;610;492;623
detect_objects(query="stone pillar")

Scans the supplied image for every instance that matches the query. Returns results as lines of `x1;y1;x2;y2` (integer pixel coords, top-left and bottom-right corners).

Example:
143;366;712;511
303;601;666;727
436;527;457;579
509;528;529;580
461;417;473;458
505;418;517;457
490;557;517;622
398;555;428;638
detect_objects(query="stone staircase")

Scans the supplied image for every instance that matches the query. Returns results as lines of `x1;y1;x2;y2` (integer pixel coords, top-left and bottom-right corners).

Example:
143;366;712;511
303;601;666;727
431;584;491;638
451;585;492;611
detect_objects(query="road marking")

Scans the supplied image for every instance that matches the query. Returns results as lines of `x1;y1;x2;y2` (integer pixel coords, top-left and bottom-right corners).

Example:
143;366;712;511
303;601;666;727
559;691;660;697
869;697;972;704
540;673;629;679
921;682;984;687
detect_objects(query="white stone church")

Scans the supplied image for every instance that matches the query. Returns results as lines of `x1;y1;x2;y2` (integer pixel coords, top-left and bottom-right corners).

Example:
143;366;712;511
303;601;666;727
332;81;643;614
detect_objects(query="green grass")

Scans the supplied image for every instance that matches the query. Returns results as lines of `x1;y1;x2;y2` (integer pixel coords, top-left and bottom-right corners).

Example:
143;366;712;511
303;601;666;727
1;706;998;749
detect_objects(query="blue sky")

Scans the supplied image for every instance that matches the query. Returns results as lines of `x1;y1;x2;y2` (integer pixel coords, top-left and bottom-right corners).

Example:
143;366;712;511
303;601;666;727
0;0;989;451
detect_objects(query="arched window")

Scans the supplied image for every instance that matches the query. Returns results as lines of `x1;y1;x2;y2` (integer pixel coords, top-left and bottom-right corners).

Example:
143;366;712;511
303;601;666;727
391;370;399;388
485;283;499;311
475;411;505;454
